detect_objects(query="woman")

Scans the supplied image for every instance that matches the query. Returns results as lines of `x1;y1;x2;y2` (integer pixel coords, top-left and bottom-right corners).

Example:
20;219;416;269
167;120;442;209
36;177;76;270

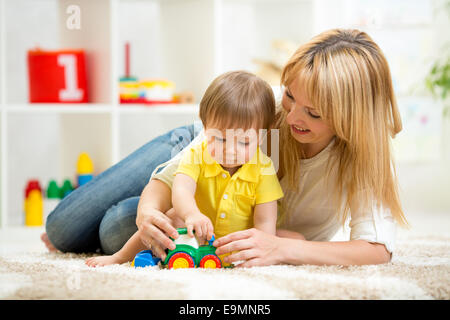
43;29;408;266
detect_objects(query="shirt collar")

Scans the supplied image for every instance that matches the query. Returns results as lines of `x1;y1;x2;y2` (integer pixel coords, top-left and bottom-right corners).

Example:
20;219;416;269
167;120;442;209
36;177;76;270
234;150;261;183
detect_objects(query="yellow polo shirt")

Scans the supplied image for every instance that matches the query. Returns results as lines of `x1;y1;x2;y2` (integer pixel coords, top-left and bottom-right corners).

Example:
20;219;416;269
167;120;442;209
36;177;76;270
175;139;284;239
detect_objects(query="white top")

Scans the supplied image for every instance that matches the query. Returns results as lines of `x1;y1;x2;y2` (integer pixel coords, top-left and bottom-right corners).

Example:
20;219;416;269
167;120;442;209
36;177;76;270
151;130;396;253
276;138;396;253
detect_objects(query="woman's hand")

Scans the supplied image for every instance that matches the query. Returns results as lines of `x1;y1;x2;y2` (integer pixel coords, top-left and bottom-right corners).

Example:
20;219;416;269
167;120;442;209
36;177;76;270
137;207;179;260
213;228;285;268
136;179;183;260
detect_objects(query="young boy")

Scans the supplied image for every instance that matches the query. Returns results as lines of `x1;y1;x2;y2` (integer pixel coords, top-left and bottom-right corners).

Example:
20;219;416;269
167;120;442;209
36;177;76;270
86;71;283;267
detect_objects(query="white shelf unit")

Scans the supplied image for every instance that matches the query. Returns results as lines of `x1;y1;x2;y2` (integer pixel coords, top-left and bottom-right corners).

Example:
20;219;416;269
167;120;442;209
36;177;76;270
0;0;315;227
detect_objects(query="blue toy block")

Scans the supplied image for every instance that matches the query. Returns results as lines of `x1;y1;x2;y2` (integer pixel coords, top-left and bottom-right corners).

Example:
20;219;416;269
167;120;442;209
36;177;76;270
78;174;93;186
132;250;161;268
208;235;215;246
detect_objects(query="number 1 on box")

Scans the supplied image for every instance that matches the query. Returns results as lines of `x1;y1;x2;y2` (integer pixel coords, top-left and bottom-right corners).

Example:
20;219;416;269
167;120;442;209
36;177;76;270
58;54;84;101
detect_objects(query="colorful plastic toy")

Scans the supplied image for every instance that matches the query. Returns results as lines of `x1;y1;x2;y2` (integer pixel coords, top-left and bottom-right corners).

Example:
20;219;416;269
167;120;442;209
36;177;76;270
28;48;88;103
139;79;175;104
46;180;60;198
119;78;140;102
132;228;224;269
24;180;43;226
25;179;42;198
118;42;178;105
119;42;140;103
76;152;94;187
131;250;161;268
60;179;74;198
44;180;60;222
24;192;43;227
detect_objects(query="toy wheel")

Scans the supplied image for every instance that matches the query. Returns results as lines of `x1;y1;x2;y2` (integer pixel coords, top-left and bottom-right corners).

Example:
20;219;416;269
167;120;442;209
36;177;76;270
199;254;222;269
168;252;195;269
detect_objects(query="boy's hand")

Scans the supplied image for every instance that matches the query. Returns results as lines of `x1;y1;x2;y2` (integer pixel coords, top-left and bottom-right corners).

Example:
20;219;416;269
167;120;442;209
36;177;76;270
185;212;214;241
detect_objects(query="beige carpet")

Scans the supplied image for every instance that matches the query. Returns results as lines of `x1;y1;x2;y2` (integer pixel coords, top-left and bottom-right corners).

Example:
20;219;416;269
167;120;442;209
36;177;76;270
0;212;449;300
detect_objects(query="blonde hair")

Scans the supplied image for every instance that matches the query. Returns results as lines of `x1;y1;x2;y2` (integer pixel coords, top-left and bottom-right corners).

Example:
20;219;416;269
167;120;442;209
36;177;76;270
277;29;409;227
199;71;276;130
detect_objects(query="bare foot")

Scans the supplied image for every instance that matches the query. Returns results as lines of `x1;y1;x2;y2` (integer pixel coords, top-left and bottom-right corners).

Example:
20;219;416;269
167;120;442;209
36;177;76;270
85;255;125;268
40;233;59;253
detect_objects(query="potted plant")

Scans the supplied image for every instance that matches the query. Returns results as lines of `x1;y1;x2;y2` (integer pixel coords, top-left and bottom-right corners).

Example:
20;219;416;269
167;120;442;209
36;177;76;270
425;53;450;117
425;0;450;160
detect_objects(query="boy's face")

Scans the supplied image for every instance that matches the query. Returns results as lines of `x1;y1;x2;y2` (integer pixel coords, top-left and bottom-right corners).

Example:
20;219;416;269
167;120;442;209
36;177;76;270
204;126;262;168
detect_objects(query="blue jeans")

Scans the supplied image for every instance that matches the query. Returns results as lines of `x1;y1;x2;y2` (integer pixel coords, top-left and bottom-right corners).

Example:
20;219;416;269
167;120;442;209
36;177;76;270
45;123;203;254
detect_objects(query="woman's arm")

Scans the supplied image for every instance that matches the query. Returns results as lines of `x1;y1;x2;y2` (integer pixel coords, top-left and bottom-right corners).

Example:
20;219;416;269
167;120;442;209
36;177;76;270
136;178;179;257
136;179;172;227
278;238;391;266
213;228;391;267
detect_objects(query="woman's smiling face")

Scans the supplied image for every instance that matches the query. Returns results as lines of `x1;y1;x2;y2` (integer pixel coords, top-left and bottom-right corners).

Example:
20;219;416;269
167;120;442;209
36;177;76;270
282;78;335;157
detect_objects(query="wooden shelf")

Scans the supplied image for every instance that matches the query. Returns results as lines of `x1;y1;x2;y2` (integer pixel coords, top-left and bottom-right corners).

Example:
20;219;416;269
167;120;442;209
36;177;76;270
0;0;314;227
5;104;114;114
118;103;199;114
2;103;200;115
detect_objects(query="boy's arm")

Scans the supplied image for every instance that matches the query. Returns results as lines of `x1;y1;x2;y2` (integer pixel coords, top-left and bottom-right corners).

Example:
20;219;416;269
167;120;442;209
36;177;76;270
253;200;277;235
172;173;214;239
172;173;199;221
112;230;147;262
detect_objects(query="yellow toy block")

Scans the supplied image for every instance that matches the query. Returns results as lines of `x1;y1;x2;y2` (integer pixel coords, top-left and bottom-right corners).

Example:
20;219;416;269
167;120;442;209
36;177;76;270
25;189;43;226
77;152;94;175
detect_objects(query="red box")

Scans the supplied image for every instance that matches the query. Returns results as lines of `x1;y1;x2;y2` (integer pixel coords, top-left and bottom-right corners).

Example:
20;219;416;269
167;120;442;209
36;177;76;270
27;49;88;103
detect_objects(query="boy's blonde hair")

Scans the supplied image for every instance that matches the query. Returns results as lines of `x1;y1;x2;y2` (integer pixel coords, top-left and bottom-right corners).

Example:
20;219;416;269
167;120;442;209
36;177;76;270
277;29;409;227
199;71;276;130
